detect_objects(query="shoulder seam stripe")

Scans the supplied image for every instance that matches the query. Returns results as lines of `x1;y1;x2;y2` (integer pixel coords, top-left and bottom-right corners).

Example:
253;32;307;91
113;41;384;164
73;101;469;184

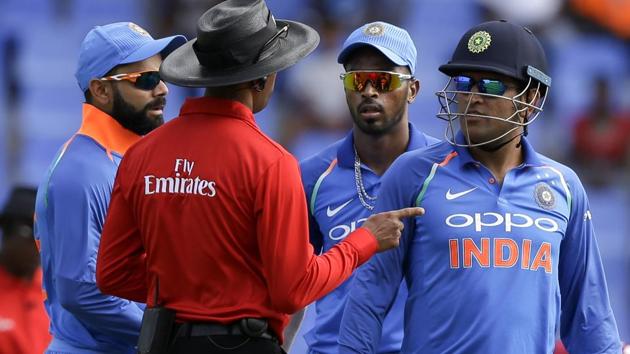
310;159;338;215
540;165;572;217
43;135;77;208
439;151;458;167
415;151;458;207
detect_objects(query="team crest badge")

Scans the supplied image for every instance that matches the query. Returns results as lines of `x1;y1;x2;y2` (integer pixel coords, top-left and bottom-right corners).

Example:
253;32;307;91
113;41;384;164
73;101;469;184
534;183;555;210
364;23;385;36
128;23;150;37
468;31;491;53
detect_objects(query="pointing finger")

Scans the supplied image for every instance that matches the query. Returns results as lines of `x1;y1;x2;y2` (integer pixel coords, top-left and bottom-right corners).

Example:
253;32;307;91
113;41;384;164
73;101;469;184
388;207;425;219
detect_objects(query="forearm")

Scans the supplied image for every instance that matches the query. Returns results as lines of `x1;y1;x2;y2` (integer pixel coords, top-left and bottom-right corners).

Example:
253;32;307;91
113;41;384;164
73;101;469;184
57;276;144;345
268;227;377;313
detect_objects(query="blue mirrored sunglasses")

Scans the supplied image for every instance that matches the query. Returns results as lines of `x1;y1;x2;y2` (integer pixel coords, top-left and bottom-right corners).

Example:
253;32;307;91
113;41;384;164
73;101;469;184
453;76;508;96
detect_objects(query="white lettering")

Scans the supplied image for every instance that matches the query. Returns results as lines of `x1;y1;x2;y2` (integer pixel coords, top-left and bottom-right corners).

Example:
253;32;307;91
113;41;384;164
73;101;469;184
207;181;217;197
156;177;172;193
185;160;194;175
505;213;533;232
175;159;184;173
474;212;503;232
144;175;155;195
329;224;351;241
175;158;195;175
198;180;208;195
328;218;367;241
445;212;559;233
446;214;474;228
143;174;217;198
185;179;194;193
535;217;559;232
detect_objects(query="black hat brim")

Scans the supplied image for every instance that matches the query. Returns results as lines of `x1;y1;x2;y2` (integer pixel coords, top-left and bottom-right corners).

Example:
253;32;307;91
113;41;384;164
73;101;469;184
160;20;319;87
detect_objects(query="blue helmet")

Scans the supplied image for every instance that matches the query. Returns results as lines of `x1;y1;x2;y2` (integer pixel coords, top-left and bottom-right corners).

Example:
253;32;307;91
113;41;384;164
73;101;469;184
436;20;551;148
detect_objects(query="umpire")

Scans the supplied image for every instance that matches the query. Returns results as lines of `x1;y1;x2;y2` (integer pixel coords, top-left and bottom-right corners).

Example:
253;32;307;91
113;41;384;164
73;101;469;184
95;1;423;353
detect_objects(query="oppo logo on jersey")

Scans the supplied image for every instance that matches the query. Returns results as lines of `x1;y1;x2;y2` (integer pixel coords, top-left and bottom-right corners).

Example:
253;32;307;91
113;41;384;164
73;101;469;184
144;158;217;197
329;218;368;241
449;238;552;273
445;212;559;233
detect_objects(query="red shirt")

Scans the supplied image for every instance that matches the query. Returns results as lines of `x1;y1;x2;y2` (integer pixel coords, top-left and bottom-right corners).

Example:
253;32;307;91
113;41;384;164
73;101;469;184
573;113;630;163
0;267;51;354
96;97;377;342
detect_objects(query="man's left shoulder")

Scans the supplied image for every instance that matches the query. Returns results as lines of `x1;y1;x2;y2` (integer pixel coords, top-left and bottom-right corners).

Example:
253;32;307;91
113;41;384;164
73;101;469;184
299;140;343;184
535;154;583;187
421;132;440;147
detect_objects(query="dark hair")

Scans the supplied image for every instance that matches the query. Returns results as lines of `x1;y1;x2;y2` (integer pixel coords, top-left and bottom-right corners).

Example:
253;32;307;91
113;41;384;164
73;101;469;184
84;90;93;103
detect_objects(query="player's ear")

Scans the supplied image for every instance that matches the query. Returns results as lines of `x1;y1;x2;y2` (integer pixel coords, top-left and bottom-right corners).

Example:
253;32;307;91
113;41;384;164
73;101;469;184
523;87;541;119
88;79;114;106
251;76;268;92
407;78;420;104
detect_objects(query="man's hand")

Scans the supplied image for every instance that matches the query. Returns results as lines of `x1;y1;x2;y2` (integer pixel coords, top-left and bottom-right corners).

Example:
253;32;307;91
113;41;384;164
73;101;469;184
361;207;424;252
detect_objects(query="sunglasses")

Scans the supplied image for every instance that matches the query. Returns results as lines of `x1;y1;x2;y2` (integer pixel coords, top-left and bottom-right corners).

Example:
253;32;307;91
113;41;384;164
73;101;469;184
100;70;162;90
452;76;509;96
254;24;290;63
340;71;413;93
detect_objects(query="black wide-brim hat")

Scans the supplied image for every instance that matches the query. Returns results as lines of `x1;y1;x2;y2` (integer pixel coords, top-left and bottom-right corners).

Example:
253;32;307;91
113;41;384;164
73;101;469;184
161;0;320;87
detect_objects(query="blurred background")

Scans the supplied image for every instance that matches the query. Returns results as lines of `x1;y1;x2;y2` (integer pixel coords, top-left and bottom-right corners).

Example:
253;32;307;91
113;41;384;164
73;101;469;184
0;0;627;349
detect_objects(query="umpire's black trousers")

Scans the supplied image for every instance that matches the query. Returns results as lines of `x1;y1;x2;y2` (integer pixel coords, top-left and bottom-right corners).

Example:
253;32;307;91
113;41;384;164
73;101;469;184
168;334;285;354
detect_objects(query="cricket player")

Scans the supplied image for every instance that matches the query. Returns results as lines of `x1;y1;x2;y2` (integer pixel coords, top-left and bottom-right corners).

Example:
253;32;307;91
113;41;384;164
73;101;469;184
300;21;437;354
35;22;185;353
338;20;621;354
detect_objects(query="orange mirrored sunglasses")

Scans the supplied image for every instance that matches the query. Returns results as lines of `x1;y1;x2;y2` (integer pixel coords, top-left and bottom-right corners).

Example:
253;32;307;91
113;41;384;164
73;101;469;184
340;71;413;92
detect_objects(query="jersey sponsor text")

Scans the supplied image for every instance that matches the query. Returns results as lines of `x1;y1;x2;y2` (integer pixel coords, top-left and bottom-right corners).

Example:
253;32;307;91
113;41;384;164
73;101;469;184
449;237;552;273
144;158;217;197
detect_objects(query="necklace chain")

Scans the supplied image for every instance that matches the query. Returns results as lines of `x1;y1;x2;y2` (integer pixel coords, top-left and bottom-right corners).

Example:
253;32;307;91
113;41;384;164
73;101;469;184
354;145;377;210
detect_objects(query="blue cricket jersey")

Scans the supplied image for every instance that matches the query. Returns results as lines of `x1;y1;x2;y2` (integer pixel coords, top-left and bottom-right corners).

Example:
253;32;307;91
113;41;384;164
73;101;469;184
339;134;621;354
34;105;145;353
300;123;438;354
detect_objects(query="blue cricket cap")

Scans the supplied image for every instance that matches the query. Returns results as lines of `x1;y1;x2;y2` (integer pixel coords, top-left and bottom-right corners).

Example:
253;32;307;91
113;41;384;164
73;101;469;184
337;21;417;75
75;22;187;92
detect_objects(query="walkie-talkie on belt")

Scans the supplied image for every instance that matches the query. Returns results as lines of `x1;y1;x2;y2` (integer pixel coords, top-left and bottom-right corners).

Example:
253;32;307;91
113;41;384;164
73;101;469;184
137;278;176;354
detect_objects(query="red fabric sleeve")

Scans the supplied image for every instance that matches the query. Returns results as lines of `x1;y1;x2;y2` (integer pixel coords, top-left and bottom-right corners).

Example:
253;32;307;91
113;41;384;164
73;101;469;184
255;154;377;313
96;161;148;303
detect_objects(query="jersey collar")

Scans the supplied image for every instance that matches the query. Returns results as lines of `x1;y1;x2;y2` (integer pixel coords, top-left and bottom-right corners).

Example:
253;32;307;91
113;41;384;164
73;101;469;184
179;96;255;124
453;131;543;168
337;122;428;168
78;104;141;156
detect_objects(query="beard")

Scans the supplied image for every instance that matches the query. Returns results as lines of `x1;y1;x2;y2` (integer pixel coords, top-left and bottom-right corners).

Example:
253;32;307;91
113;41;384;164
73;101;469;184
110;87;165;135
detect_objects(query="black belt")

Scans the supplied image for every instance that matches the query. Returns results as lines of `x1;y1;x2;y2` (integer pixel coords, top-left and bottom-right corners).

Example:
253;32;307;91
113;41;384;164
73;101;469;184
175;321;276;341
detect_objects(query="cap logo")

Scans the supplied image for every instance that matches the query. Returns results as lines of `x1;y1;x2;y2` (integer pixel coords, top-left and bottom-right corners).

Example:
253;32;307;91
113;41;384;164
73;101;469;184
468;30;491;53
534;183;555;210
364;23;384;36
128;23;150;37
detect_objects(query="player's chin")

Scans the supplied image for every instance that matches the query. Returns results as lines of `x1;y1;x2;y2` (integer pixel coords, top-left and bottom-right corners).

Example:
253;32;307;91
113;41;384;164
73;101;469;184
460;129;496;145
359;121;391;136
146;115;164;127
